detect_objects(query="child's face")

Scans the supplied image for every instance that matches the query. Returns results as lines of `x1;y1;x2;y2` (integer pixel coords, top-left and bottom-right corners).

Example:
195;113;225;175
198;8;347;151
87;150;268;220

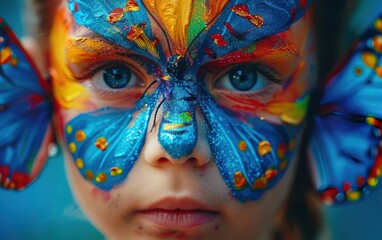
50;1;315;239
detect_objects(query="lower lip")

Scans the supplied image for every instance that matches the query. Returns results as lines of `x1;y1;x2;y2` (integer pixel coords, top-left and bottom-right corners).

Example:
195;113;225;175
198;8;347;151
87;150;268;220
138;209;219;228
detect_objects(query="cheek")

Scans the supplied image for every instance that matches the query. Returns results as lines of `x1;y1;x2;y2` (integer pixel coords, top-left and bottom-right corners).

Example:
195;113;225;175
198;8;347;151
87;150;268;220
223;152;299;238
64;153;133;236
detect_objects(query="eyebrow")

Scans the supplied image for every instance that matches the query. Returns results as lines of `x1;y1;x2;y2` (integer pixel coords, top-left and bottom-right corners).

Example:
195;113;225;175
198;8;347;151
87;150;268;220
66;30;136;64
202;33;299;71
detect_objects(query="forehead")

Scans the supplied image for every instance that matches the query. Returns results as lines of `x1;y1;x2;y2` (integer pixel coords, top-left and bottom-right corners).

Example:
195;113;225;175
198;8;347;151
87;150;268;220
66;0;311;63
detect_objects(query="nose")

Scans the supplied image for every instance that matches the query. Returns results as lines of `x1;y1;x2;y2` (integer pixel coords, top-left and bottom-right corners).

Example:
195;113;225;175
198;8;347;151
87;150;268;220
141;109;212;167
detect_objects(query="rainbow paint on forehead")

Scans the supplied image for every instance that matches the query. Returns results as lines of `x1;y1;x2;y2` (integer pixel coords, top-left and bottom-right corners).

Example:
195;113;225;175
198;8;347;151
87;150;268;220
62;0;313;201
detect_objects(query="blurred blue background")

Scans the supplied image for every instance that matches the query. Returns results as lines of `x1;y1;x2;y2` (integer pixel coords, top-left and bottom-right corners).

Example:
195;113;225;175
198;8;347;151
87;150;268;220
1;1;382;239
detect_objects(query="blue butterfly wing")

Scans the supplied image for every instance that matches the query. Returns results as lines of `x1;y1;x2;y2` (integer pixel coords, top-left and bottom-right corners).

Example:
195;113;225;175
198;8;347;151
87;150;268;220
188;0;312;67
0;19;53;190
309;15;382;204
64;92;158;190
199;95;297;201
68;0;167;64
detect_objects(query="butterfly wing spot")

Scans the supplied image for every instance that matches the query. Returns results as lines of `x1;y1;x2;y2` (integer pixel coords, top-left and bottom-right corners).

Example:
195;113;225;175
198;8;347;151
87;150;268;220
238;140;248;151
76;158;85;169
233;171;247;190
95;137;108;151
354;66;363;75
69;142;77;153
265;168;278;181
372;35;382;52
210;34;227;47
66;125;73;134
107;0;140;24
110;167;123;177
258;140;272;156
75;130;86;142
85;169;94;180
251;177;267;190
362;52;377;68
0;46;12;64
231;4;264;28
374;18;382;32
95;172;107;183
107;8;124;24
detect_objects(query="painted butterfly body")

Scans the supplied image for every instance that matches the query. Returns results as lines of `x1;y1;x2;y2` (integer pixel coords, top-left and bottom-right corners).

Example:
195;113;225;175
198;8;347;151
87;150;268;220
158;55;199;159
0;19;53;190
309;14;382;204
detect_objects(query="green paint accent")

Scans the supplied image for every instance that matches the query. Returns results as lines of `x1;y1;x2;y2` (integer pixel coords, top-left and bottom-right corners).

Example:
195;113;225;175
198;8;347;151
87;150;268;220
187;0;206;47
179;112;192;123
243;43;257;54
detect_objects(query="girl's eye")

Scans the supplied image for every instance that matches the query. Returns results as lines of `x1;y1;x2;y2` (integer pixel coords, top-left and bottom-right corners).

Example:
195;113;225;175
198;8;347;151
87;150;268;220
103;66;131;89
215;66;269;92
92;65;142;90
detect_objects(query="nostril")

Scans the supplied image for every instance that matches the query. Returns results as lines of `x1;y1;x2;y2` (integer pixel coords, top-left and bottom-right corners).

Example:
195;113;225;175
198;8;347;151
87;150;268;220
158;157;168;164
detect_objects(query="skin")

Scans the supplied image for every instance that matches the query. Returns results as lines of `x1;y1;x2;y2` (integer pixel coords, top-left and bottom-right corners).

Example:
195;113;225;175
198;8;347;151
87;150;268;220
35;2;317;240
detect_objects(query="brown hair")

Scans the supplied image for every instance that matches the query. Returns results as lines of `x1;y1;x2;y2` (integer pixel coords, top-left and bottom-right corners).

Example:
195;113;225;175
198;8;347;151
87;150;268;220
272;1;360;239
24;0;61;51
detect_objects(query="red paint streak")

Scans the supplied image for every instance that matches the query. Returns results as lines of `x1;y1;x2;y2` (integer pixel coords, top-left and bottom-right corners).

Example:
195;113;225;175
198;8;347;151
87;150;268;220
231;4;264;27
74;2;79;12
231;4;250;17
151;36;159;47
210;34;227;47
125;0;140;12
224;22;245;40
369;151;382;178
107;8;124;24
29;94;45;108
300;0;307;9
290;7;296;20
0;164;31;190
0;165;10;185
356;176;366;187
205;47;217;59
204;35;287;72
321;187;339;205
342;182;351;192
127;22;147;41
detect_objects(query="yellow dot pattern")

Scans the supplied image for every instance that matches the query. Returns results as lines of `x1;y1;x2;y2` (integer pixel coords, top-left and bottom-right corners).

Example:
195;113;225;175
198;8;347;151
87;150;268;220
96;172;107;183
85;170;94;180
66;125;73;134
258;141;272;156
75;130;86;142
95;137;108;151
238;140;247;151
233;171;246;190
69;142;76;153
110;167;123;177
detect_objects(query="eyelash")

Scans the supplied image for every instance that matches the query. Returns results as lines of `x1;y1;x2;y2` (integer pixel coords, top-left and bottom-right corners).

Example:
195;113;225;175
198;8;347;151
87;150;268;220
211;63;284;89
69;60;149;102
70;61;131;82
206;63;285;105
253;64;284;85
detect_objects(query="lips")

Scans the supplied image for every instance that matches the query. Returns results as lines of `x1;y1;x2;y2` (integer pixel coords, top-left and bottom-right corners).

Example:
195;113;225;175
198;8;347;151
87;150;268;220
137;197;220;229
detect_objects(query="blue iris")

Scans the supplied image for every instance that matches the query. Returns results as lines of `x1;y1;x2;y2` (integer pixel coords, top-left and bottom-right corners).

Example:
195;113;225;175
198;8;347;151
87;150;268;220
103;66;131;89
229;67;257;91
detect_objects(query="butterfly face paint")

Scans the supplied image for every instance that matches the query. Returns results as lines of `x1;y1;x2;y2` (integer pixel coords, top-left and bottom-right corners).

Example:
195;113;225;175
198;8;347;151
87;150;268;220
53;0;315;201
0;19;53;190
